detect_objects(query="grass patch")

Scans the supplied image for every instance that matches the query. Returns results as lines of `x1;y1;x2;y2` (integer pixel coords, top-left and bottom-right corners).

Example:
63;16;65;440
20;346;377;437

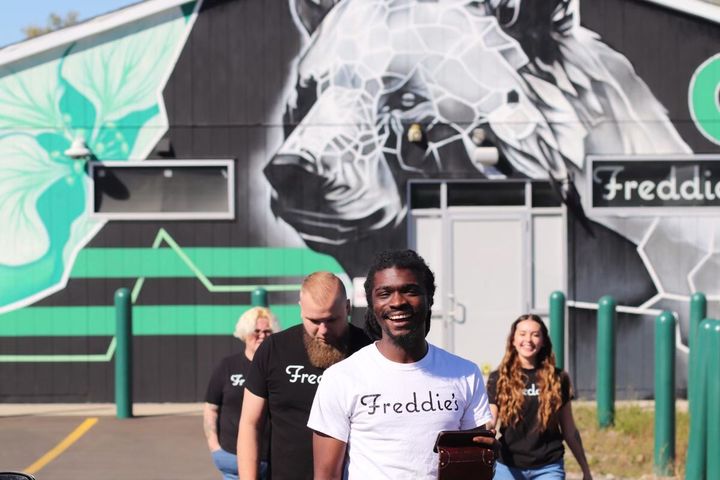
564;404;689;479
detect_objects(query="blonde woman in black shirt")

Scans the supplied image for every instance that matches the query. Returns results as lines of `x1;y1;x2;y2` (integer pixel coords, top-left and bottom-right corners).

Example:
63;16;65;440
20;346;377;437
486;314;592;480
204;307;279;480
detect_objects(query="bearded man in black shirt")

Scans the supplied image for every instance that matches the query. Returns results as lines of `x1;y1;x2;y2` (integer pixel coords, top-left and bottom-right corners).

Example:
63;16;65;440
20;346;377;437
238;271;370;480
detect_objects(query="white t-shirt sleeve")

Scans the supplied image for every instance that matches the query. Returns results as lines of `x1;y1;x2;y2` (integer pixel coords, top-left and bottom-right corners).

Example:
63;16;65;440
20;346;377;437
460;365;493;429
307;365;351;442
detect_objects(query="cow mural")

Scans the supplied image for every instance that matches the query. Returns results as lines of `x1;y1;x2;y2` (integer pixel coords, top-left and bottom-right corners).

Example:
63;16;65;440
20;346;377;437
266;0;718;354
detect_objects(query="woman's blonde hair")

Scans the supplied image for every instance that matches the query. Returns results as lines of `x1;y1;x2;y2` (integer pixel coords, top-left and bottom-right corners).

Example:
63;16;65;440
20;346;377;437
496;314;564;430
233;307;280;341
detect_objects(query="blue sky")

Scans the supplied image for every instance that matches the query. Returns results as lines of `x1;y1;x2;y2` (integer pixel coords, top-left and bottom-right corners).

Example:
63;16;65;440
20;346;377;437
1;0;138;47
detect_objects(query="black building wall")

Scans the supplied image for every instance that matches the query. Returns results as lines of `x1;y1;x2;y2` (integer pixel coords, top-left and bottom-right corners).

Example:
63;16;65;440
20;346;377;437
1;0;718;402
570;0;720;398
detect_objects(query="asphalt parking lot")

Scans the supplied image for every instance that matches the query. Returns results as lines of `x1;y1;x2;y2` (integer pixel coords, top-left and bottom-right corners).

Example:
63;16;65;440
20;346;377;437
0;404;217;480
1;401;680;479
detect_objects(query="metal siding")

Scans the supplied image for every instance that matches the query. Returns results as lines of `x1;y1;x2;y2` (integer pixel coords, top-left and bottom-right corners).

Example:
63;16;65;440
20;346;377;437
581;0;720;152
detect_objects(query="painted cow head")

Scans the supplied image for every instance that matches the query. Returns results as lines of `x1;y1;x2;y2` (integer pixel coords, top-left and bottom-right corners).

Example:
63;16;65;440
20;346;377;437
267;0;581;248
268;0;719;314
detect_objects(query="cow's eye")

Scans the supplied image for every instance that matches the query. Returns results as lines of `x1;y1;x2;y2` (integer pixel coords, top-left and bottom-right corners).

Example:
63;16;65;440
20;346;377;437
401;93;416;108
382;88;429;112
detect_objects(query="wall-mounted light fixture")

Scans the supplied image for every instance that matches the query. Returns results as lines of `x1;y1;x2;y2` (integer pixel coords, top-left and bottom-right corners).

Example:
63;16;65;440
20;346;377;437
407;123;424;143
473;147;499;166
470;128;486;145
470;127;499;167
64;135;92;160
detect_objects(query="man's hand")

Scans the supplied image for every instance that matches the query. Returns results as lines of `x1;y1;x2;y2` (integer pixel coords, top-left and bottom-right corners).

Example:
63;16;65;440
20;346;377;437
472;428;499;456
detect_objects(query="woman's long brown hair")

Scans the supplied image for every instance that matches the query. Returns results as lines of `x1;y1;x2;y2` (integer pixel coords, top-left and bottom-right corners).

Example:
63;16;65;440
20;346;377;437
496;314;563;430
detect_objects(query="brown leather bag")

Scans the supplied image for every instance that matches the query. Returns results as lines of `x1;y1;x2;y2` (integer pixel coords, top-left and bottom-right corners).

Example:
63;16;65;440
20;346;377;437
433;429;496;480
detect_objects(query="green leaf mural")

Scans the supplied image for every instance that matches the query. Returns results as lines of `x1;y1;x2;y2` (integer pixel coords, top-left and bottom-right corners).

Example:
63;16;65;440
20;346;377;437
0;135;67;266
0;60;64;132
0;3;197;311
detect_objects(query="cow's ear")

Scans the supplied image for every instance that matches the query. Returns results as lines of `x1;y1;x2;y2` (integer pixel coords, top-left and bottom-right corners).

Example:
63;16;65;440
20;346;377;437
291;0;342;36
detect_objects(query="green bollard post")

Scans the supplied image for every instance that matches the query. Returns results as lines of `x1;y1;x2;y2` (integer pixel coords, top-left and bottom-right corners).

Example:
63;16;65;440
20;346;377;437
115;288;133;419
686;318;712;480
706;320;720;478
597;295;616;428
549;291;565;370
654;311;675;477
689;292;707;406
251;287;268;307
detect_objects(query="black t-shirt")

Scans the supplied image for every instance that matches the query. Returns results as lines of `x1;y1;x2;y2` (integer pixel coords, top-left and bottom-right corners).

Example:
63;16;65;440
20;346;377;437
486;367;572;468
245;323;371;480
204;352;270;458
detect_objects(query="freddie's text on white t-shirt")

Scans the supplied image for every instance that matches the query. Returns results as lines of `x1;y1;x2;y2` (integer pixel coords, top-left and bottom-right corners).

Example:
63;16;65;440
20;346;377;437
360;390;461;415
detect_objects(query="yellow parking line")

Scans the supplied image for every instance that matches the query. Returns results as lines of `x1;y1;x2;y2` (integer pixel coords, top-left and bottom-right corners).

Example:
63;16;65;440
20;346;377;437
24;417;98;474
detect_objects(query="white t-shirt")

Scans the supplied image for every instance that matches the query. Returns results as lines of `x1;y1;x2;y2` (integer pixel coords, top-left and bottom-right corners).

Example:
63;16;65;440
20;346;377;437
307;342;492;479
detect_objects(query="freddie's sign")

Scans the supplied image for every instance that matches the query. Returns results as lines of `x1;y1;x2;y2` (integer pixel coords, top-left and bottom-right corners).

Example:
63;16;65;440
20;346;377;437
589;156;720;214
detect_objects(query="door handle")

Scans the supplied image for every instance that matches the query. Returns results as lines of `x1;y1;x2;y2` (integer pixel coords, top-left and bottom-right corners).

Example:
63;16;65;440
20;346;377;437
447;294;466;324
454;300;466;324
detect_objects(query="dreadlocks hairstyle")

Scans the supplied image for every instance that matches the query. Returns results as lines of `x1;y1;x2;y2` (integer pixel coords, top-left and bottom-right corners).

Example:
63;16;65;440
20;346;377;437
496;314;564;430
362;249;436;341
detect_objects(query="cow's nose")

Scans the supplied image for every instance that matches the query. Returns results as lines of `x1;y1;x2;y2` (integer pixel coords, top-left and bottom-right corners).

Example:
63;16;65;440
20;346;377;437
267;150;317;173
264;153;327;207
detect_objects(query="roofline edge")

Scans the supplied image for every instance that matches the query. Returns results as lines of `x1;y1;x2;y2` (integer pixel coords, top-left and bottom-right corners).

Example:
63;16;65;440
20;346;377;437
639;0;720;25
0;0;196;68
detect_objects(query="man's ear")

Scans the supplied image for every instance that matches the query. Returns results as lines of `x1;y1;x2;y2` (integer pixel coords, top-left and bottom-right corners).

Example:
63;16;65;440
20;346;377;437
345;299;351;317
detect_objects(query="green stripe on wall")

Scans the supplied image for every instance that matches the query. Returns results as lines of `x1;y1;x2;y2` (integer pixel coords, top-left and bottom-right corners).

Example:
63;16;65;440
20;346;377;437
70;248;344;278
0;305;302;336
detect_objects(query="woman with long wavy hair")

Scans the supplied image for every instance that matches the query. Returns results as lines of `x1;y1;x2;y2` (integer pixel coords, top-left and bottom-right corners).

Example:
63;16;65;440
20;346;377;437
486;314;592;479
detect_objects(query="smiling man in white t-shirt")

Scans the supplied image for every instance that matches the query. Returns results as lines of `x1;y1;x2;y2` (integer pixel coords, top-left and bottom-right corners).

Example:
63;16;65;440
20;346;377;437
308;249;493;480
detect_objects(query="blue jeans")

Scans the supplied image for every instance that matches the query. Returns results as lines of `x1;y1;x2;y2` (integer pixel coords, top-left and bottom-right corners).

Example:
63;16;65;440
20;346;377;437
493;459;565;479
211;448;268;480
